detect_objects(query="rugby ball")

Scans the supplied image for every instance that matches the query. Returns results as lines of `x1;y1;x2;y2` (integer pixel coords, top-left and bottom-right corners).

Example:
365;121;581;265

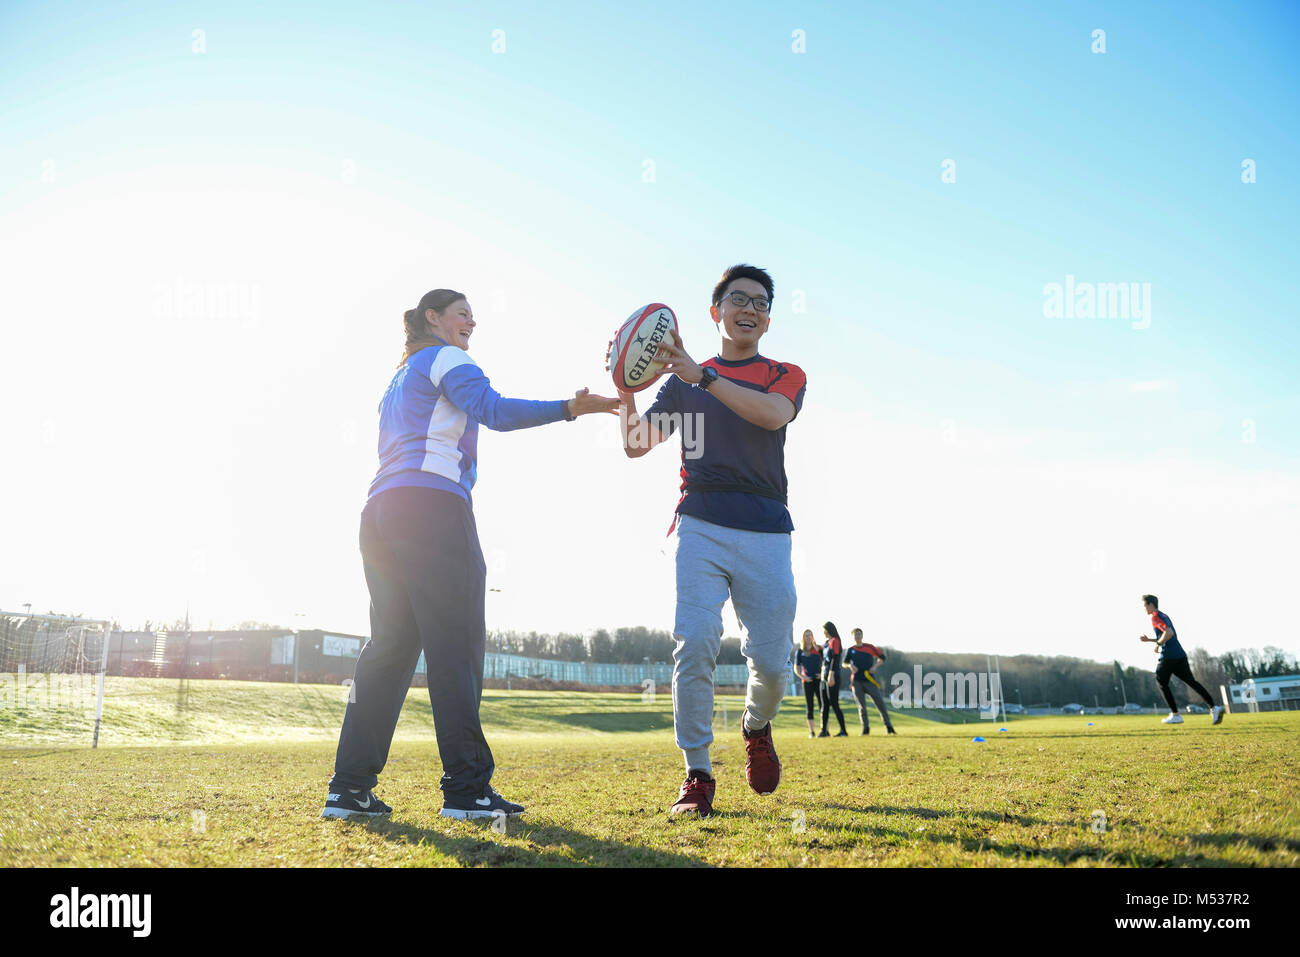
609;303;678;393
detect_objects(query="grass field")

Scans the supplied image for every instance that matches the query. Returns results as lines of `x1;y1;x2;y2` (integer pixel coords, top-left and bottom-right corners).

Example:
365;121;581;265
2;677;1298;867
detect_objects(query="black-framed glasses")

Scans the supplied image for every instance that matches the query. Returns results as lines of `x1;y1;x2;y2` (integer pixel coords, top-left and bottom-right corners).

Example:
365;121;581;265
722;291;771;313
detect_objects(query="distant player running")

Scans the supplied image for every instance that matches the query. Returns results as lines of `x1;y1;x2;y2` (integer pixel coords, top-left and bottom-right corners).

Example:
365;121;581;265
1139;594;1224;726
845;628;895;735
615;264;806;817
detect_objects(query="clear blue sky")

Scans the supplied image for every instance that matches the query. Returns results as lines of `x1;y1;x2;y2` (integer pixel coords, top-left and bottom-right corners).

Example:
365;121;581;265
1;1;1296;668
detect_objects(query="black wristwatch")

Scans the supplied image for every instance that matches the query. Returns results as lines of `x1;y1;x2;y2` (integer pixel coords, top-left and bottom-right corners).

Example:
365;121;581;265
697;366;719;391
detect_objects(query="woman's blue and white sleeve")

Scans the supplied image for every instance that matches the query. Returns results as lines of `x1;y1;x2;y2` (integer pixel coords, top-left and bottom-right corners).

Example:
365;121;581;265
431;347;567;431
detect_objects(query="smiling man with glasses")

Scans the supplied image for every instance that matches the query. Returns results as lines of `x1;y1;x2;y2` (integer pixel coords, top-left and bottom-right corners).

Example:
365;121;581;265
615;263;806;818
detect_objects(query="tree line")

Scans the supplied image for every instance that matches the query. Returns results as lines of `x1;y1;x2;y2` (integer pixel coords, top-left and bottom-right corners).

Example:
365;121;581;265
490;626;748;665
487;628;1296;707
40;611;1299;705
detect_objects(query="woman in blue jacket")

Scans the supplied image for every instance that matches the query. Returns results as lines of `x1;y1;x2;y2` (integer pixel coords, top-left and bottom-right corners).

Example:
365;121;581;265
323;288;618;821
793;629;824;737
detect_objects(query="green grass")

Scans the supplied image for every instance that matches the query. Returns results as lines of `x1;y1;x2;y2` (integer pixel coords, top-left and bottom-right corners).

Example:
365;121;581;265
2;677;1297;867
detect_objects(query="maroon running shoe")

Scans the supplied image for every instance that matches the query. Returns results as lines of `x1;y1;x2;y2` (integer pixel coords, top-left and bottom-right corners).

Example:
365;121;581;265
670;769;715;817
742;714;782;795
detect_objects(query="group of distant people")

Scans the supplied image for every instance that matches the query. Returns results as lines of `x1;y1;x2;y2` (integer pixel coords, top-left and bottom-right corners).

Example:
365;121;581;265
782;597;1224;742
794;622;895;737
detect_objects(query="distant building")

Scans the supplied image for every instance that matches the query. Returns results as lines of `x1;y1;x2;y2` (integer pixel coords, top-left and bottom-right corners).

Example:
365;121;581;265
103;628;366;683
1229;675;1300;712
97;630;750;690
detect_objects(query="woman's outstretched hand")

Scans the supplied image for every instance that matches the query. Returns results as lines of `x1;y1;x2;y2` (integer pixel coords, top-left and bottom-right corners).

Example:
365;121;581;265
567;387;621;418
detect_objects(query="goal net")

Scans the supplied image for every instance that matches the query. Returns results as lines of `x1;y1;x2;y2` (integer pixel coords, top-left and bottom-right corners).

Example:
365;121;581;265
0;612;112;746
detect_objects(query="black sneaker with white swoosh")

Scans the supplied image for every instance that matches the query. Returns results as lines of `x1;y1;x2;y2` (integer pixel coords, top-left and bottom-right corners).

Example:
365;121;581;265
321;787;393;820
440;786;525;820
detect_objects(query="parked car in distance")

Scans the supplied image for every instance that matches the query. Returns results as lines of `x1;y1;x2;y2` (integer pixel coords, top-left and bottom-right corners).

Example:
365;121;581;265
1002;703;1026;714
1185;703;1208;714
1122;703;1143;714
1062;703;1084;714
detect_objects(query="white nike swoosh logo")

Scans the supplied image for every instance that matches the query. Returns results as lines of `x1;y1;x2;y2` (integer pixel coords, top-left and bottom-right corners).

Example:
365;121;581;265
356;795;371;808
475;797;492;806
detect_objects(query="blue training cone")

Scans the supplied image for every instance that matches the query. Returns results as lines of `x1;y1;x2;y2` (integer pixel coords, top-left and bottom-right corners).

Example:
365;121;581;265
971;736;986;742
998;728;1008;732
1086;722;1094;726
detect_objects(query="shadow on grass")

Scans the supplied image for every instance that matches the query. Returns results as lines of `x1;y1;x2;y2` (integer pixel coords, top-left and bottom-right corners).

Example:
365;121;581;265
882;730;1229;741
0;747;82;760
546;712;674;733
815;803;1270;866
806;812;1163;865
826;802;1053;828
361;815;709;867
1187;832;1300;854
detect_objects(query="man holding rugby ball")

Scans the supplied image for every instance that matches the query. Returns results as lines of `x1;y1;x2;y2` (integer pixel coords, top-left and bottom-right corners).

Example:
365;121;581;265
615;264;806;817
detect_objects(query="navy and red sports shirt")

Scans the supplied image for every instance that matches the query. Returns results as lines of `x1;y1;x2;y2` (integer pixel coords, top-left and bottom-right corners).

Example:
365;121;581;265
1151;611;1187;661
645;354;807;533
796;648;824;681
845;643;883;678
821;636;843;681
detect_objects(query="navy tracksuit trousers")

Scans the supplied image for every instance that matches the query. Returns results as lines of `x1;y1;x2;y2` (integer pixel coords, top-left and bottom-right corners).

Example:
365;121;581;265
1156;655;1216;713
330;486;493;799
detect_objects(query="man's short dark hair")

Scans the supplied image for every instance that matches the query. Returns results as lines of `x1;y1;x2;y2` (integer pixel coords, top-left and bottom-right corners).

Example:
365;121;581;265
712;263;774;306
1142;594;1159;608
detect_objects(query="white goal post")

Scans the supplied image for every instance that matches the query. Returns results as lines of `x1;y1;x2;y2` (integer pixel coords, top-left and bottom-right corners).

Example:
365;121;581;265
0;612;113;747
